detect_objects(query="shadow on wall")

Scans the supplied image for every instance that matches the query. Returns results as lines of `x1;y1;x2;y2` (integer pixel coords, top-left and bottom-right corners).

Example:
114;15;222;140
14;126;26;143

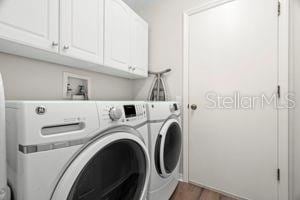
122;0;160;12
0;53;134;101
133;78;153;100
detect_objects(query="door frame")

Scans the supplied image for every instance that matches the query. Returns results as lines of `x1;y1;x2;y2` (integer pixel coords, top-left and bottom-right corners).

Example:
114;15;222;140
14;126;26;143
182;0;289;199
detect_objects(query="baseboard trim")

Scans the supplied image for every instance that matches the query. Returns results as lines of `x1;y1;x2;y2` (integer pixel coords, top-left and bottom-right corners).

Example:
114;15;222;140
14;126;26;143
178;173;185;182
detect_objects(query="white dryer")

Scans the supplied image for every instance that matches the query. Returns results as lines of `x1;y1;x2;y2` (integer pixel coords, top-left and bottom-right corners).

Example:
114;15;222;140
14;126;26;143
147;102;182;200
5;101;150;200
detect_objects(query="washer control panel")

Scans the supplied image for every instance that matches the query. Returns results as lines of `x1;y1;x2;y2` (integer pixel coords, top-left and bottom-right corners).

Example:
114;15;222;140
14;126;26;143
169;103;179;113
97;102;147;129
109;107;123;121
124;104;146;121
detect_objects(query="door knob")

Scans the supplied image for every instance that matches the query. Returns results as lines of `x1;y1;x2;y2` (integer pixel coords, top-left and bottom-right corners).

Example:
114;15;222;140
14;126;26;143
191;104;197;110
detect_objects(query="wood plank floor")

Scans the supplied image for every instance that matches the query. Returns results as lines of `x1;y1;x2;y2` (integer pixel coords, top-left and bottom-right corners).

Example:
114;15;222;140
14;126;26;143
170;182;237;200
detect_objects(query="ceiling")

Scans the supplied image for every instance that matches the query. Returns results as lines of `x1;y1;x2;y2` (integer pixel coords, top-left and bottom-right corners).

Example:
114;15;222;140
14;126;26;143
122;0;154;11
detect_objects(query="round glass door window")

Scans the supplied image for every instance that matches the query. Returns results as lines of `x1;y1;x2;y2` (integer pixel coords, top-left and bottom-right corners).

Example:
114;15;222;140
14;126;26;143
155;121;182;176
67;139;147;200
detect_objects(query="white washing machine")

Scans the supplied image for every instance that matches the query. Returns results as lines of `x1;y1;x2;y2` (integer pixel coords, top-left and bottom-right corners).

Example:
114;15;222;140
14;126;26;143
0;73;10;200
147;102;182;200
5;101;150;200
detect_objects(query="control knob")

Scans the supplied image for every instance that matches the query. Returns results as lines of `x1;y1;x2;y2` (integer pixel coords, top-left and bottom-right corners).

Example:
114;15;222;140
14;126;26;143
109;107;123;121
170;104;175;113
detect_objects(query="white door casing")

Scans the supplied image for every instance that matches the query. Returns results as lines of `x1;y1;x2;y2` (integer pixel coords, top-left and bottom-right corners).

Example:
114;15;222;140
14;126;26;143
60;0;104;64
0;0;59;52
182;0;289;199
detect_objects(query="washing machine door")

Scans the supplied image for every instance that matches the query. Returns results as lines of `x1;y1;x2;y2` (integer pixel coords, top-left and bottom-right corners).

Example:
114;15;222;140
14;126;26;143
155;118;182;178
51;132;150;200
0;73;10;199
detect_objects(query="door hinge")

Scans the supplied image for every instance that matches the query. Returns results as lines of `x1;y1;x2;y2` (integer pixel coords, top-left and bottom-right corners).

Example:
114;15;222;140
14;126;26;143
277;85;281;99
187;104;190;109
277;168;281;181
278;1;281;16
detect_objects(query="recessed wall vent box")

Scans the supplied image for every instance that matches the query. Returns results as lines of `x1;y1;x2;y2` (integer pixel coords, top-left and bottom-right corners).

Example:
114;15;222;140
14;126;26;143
63;72;91;100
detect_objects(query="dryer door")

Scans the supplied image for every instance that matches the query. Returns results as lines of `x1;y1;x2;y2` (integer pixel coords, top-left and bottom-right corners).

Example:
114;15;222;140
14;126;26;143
155;119;182;178
51;132;150;200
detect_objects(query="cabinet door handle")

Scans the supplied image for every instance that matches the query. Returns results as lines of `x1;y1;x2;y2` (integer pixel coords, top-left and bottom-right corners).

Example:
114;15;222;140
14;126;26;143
63;45;69;50
52;42;59;46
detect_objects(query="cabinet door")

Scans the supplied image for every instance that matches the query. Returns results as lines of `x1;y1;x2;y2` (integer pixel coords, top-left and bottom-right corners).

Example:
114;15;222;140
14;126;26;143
104;0;131;71
130;13;148;77
0;0;59;52
60;0;104;64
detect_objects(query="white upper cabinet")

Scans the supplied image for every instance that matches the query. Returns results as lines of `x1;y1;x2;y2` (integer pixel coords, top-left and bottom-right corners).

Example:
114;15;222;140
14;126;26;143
104;0;131;71
104;0;148;77
130;12;149;77
0;0;148;79
60;0;104;64
0;0;59;52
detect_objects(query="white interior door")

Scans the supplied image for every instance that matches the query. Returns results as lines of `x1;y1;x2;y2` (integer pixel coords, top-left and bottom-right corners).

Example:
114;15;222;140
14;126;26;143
187;0;279;199
0;0;59;52
60;0;104;64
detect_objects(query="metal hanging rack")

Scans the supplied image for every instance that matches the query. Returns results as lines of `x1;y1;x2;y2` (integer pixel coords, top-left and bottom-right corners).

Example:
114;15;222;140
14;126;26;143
147;68;172;101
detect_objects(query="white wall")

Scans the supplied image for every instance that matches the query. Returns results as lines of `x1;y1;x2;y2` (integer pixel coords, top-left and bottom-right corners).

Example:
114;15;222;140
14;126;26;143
0;53;133;100
290;0;300;199
132;0;201;101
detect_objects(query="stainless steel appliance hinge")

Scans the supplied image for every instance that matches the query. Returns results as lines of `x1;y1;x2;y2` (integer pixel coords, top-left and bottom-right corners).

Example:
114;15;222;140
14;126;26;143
277;85;281;99
278;1;281;16
277;168;281;181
